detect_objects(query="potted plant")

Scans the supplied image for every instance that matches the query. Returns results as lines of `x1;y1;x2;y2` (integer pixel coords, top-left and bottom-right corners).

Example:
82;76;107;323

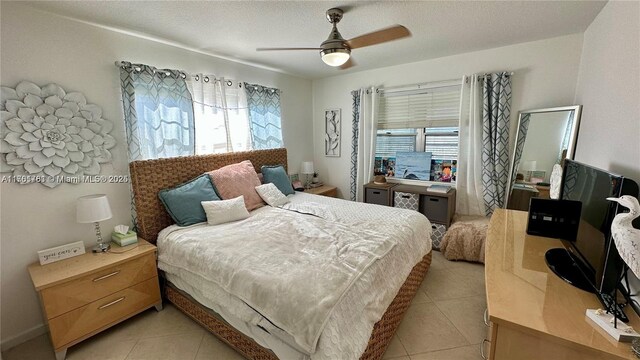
312;172;320;184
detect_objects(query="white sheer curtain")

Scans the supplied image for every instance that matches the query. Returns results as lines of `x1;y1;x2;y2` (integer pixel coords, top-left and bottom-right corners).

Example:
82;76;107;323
352;87;380;202
187;75;251;154
456;75;485;216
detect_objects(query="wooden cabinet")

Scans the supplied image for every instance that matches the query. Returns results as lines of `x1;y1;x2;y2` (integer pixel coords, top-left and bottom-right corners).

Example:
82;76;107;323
485;210;640;360
28;239;162;360
304;184;338;197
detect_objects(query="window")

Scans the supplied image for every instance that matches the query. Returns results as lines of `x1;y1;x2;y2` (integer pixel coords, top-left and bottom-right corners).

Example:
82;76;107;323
375;81;461;182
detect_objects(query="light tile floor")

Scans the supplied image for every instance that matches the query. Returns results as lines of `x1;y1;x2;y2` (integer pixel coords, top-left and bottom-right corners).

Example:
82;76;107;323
3;251;485;360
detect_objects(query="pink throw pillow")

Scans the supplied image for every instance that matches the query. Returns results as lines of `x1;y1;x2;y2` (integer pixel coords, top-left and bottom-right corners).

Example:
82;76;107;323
208;160;264;211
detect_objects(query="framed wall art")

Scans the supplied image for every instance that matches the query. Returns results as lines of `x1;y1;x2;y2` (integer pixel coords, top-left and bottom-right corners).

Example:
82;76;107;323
324;108;341;157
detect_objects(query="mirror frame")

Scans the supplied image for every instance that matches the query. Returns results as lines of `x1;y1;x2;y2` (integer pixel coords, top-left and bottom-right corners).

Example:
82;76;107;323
504;105;582;207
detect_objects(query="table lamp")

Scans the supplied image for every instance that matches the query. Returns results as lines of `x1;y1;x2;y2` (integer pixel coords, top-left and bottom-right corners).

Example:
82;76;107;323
301;161;315;189
77;194;113;252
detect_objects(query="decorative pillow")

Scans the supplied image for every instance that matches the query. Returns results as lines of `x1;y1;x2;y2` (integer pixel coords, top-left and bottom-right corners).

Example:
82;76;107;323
201;196;250;226
256;183;290;207
208;160;264;211
158;174;220;226
261;165;294;195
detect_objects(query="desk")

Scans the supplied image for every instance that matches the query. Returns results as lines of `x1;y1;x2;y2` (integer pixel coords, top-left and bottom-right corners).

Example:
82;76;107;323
484;209;639;359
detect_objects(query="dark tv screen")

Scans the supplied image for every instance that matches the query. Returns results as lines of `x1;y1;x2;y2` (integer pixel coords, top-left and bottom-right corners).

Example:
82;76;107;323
560;159;623;291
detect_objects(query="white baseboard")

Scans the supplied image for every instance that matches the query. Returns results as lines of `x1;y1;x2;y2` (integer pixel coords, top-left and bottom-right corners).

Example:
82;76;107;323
0;323;47;352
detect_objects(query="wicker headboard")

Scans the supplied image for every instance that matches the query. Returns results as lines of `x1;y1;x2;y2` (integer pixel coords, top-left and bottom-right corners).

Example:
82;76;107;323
129;148;288;243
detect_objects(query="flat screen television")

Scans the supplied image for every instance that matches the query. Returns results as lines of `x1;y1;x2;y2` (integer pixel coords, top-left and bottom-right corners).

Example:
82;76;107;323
547;160;638;300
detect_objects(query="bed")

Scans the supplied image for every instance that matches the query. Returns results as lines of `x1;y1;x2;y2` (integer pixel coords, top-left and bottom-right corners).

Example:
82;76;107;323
130;148;433;360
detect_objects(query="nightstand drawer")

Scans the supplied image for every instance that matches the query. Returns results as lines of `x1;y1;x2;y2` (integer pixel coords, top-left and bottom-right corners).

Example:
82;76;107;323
49;277;160;349
41;252;157;319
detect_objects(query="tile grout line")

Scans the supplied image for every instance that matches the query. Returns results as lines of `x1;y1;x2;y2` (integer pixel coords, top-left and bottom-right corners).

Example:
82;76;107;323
431;288;487;346
192;332;206;360
123;338;140;360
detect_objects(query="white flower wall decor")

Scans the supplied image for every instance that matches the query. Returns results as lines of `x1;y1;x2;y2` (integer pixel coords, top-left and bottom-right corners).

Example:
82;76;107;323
1;81;116;188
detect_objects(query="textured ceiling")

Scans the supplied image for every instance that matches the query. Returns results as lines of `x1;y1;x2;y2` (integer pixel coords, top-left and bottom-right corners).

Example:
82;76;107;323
22;1;606;79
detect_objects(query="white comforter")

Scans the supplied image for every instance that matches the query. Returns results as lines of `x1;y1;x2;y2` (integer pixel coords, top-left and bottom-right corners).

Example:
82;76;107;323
158;192;432;359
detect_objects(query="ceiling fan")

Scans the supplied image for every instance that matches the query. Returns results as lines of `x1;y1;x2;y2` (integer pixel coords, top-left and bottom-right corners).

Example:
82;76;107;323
256;8;411;69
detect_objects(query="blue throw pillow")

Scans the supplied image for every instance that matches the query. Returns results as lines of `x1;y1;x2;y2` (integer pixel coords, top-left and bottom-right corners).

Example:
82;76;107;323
261;165;294;195
158;174;221;226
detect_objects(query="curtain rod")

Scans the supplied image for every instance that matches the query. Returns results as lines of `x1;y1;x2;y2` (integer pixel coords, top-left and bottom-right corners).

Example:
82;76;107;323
466;72;515;83
113;61;282;92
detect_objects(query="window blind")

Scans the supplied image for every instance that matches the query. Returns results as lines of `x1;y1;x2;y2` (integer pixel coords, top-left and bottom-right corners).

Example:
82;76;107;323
425;127;459;160
378;85;461;129
375;129;416;158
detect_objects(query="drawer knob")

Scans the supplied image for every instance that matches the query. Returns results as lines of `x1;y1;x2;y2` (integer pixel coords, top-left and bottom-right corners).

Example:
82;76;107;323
92;270;121;282
401;195;410;199
373;191;381;194
429;198;439;202
98;296;125;310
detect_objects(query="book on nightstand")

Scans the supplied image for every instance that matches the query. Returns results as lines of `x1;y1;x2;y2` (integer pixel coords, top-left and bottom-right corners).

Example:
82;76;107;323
111;230;138;247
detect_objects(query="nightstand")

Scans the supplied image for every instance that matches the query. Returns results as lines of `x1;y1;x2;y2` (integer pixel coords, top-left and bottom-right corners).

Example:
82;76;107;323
304;184;338;197
28;239;162;360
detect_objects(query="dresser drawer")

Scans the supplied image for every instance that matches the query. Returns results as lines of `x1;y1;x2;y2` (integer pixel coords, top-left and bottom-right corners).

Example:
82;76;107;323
49;276;160;349
41;252;157;318
365;188;390;206
422;195;449;223
394;192;419;211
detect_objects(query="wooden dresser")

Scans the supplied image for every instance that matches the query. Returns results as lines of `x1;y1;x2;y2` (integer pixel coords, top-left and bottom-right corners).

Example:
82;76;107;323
484;209;640;360
28;239;162;360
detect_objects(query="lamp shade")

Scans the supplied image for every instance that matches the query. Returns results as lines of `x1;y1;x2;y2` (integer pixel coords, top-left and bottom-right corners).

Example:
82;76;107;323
321;49;350;67
301;161;315;175
521;160;537;172
77;194;113;223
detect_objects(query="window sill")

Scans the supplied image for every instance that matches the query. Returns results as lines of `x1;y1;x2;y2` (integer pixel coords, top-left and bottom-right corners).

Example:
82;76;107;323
386;178;456;188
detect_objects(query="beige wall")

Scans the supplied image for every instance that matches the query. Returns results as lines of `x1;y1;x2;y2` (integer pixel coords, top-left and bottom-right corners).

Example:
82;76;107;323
0;3;312;348
574;1;640;181
311;34;584;198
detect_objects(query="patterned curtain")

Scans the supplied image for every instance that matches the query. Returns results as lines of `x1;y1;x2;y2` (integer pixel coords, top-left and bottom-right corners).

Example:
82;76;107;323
350;87;379;202
119;62;195;160
509;112;531;193
118;61;195;229
350;90;362;201
481;72;512;215
244;83;283;149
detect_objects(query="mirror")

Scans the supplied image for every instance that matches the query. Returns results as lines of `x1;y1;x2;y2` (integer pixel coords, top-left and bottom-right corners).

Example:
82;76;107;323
506;106;582;210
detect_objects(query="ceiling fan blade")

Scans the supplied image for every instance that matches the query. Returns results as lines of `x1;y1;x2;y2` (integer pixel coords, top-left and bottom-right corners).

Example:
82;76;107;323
340;57;356;70
256;47;321;51
347;25;411;49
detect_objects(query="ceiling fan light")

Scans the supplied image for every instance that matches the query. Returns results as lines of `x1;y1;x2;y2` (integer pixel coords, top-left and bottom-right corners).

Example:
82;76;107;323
321;48;350;67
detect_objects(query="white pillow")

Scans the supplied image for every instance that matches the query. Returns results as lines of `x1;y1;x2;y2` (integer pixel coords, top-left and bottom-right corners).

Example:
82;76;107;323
255;183;290;207
201;196;250;225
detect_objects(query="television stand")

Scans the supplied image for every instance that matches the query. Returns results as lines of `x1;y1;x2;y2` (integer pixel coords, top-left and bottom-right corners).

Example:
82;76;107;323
545;248;596;293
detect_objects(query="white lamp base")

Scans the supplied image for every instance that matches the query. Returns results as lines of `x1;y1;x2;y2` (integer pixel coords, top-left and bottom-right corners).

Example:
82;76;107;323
586;309;640;342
